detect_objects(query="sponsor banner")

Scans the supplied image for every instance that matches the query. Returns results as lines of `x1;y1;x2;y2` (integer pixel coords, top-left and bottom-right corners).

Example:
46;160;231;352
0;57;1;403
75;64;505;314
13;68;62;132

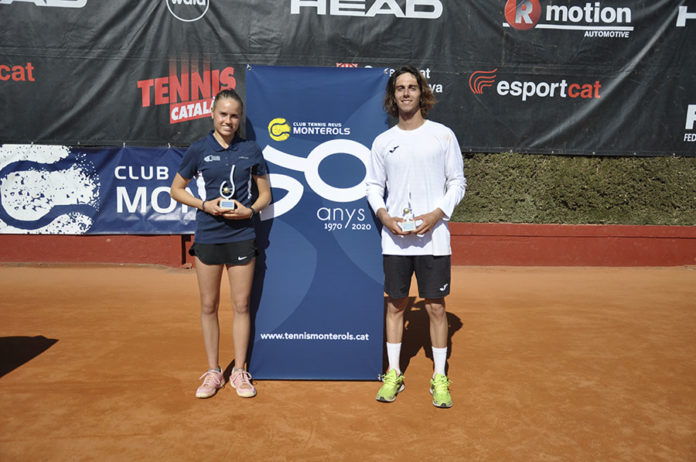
246;65;387;379
0;144;196;234
0;1;694;155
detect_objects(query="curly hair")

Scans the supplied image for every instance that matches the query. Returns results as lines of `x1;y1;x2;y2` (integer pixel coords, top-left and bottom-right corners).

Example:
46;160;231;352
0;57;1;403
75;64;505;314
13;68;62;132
383;65;436;118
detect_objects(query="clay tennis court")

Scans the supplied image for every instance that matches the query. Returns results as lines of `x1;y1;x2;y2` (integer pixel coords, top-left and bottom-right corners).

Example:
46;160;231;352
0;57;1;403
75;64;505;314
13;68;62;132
1;263;695;461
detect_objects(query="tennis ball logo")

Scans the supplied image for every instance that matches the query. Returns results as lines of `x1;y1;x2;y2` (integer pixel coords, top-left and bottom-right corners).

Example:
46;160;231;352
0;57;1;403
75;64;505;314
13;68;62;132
268;118;291;142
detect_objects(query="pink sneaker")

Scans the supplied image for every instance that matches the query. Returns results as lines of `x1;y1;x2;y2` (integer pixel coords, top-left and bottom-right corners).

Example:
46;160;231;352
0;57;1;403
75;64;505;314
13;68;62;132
230;369;257;398
195;369;225;398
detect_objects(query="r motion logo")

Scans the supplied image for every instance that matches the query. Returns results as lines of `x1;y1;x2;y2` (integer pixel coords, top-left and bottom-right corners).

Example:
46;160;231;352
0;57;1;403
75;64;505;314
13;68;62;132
504;0;540;30
0;0;86;7
165;0;209;22
469;69;601;102
136;58;236;124
503;0;634;38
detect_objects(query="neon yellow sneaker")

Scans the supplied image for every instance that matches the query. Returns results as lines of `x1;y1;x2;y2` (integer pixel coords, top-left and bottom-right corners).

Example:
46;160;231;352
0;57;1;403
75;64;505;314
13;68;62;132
430;373;453;408
376;369;405;403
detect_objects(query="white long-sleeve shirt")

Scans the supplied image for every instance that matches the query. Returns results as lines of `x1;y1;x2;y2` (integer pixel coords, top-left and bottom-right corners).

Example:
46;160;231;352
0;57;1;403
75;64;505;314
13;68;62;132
366;120;466;256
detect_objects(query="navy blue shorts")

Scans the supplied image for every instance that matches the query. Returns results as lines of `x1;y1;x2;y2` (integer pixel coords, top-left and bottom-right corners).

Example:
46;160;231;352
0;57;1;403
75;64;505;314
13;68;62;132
189;239;256;266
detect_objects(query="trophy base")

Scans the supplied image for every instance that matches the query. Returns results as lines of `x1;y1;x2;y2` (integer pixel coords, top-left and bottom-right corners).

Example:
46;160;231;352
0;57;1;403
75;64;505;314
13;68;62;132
399;221;416;232
398;219;423;232
220;200;236;210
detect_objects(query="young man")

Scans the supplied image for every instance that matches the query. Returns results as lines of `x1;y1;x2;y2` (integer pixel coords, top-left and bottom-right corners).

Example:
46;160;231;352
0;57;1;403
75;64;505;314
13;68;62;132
366;66;466;408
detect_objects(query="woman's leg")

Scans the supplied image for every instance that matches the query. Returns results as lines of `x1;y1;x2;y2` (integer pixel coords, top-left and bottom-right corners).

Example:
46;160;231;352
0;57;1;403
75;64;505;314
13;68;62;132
194;257;224;370
225;258;255;369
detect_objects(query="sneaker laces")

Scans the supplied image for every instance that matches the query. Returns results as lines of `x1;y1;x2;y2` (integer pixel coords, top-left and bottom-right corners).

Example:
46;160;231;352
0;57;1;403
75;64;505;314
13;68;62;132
232;369;254;391
199;370;222;387
432;375;451;393
380;370;401;386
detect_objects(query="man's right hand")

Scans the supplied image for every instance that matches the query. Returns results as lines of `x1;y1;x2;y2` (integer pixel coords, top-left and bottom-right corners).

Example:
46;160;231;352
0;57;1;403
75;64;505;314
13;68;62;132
377;209;409;235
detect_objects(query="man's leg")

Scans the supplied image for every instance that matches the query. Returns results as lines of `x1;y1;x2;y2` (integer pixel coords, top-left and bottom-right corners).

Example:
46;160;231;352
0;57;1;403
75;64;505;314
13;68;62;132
376;256;412;403
424;297;452;408
416;256;453;408
424;297;448;370
385;296;408;373
377;297;408;402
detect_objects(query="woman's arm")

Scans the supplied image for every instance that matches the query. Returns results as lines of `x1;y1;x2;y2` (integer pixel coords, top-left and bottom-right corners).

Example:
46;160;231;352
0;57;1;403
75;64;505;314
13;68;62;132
170;173;206;212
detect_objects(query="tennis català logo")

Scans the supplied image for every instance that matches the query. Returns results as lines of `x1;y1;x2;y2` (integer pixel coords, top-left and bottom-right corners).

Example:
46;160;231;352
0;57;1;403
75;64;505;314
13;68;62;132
136;61;236;124
290;0;442;19
0;0;86;6
165;0;209;22
469;69;602;102
503;0;634;38
267;117;351;142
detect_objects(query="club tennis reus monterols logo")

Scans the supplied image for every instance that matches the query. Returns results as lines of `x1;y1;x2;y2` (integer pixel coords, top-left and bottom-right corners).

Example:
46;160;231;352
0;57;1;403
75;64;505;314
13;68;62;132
505;0;541;30
165;0;209;22
268;118;291;142
469;69;498;94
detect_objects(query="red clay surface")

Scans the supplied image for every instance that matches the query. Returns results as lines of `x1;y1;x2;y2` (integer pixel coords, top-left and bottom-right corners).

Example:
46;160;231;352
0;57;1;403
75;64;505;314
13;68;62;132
1;264;695;461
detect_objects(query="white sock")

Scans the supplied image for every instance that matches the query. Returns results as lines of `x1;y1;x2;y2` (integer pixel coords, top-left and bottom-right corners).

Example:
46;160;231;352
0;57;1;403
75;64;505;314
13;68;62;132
386;342;402;374
432;346;447;377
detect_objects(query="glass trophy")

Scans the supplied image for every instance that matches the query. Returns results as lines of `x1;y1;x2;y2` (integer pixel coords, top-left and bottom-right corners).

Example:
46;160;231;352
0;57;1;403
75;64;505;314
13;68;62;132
399;207;416;232
219;166;236;209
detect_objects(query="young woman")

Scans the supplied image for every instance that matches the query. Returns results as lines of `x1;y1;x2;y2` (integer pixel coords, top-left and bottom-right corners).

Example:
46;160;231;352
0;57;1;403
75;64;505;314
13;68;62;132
170;89;271;399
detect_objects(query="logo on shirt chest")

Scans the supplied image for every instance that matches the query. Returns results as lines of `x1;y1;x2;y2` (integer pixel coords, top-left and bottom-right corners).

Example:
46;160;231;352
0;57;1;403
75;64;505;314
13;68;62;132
204;155;221;162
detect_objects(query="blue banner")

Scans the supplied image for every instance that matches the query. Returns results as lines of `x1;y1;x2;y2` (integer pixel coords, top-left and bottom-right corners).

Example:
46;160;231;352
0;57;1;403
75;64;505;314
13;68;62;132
0;144;195;234
246;65;388;380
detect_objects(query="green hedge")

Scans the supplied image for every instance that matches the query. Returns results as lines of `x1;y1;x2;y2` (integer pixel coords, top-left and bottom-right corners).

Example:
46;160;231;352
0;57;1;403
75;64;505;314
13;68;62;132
452;153;696;225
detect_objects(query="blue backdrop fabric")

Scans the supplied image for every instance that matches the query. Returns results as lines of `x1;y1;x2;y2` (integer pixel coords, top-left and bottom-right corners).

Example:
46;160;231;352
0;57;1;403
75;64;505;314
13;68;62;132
245;65;388;380
0;144;194;235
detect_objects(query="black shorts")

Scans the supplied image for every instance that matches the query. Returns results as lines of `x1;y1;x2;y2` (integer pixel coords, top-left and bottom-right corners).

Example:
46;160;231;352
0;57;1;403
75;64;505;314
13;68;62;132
383;254;451;299
188;239;257;266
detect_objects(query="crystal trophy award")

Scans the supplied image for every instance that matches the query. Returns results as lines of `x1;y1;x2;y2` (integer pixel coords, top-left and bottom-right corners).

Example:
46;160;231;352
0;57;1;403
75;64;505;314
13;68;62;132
397;191;422;232
219;165;236;209
399;207;417;232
